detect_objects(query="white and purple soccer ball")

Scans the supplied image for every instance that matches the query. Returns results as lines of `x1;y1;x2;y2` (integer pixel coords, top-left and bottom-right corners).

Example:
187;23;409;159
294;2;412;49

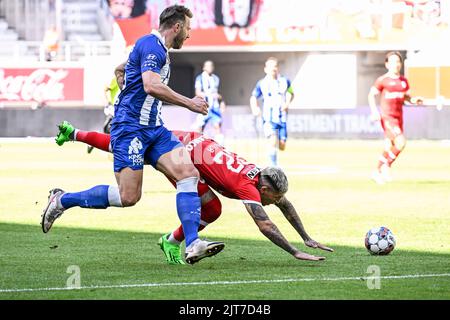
365;227;396;255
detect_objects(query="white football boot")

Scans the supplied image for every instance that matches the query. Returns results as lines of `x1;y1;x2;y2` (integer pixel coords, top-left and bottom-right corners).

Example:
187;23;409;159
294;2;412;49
185;238;225;265
380;164;393;182
41;188;65;233
371;170;385;185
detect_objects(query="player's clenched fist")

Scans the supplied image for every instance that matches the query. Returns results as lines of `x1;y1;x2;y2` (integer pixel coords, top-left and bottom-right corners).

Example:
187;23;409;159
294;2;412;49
190;96;209;115
370;111;381;122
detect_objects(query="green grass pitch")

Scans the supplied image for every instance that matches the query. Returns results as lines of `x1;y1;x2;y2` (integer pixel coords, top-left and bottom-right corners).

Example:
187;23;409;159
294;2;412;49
0;138;449;299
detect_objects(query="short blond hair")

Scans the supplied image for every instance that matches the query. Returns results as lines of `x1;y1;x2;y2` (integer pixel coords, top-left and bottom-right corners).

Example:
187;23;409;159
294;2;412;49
259;167;288;194
265;57;278;66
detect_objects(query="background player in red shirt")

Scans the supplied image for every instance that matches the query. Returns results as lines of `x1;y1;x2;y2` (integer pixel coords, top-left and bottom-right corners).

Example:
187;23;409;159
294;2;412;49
54;122;333;264
368;51;423;184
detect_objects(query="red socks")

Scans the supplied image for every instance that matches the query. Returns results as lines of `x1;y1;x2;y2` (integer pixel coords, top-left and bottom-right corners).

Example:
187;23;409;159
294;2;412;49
378;146;402;170
75;131;111;152
172;196;222;242
387;146;402;167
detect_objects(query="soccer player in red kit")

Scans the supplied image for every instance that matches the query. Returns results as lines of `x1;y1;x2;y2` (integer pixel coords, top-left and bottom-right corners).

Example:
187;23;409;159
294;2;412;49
368;51;423;184
54;121;333;264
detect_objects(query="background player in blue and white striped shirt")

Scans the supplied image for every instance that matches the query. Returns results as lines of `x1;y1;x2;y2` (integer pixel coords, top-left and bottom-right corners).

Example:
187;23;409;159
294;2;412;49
193;60;226;145
250;57;294;167
41;5;224;265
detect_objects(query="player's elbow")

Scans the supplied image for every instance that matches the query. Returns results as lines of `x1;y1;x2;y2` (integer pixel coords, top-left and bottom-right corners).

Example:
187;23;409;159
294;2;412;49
144;82;157;95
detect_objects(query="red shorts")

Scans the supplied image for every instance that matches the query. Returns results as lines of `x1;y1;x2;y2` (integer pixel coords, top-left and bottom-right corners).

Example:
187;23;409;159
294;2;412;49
381;117;403;141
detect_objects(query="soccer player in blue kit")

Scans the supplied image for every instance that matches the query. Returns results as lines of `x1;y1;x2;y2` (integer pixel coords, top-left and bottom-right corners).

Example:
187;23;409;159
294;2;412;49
193;60;226;145
41;5;225;265
250;57;294;167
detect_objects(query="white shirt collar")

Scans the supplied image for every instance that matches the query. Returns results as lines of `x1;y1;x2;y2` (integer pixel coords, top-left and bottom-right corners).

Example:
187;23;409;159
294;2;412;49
151;29;168;51
264;75;280;84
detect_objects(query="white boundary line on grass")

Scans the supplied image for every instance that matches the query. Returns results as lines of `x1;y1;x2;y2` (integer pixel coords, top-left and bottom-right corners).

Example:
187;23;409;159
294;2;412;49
1;273;449;294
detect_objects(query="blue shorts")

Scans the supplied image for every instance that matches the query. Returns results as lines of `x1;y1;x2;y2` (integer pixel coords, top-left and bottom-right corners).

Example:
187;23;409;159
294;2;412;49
195;109;222;129
110;124;183;172
263;121;287;141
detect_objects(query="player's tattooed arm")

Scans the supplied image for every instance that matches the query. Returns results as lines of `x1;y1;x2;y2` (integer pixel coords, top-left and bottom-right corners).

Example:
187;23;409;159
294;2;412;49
244;203;298;255
404;93;423;105
244;203;327;260
115;61;126;90
275;196;311;241
276;197;334;252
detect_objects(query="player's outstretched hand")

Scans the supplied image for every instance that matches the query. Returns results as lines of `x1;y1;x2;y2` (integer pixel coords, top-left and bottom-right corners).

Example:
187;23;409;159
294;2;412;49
304;239;334;252
370;112;381;122
411;96;424;105
190;96;209;115
294;251;325;261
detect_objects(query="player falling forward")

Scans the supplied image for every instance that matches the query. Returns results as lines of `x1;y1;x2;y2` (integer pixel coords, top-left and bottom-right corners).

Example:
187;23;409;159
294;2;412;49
368;51;423;184
41;5;224;265
55;121;332;264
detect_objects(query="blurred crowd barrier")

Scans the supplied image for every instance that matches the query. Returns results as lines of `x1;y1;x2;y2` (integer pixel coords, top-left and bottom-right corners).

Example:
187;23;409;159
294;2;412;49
1;105;449;139
112;0;450;50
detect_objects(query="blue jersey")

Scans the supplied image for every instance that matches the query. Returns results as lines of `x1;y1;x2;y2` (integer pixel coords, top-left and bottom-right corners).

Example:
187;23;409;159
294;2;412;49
195;72;221;111
251;75;292;124
113;30;171;128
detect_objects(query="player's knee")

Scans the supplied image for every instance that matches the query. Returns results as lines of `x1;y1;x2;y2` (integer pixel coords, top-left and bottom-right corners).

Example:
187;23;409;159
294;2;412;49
395;137;406;150
178;165;200;181
384;139;393;151
120;190;141;207
279;141;286;151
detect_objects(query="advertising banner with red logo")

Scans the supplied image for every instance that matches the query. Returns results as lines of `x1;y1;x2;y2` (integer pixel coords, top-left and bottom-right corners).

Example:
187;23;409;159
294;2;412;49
110;0;449;50
0;67;84;104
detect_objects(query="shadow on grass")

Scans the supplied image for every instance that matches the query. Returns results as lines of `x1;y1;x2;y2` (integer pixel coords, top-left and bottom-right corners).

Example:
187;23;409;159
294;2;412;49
0;222;449;299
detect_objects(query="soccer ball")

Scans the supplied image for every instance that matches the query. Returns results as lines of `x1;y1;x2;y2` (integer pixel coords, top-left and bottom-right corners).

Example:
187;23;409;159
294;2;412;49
365;227;396;255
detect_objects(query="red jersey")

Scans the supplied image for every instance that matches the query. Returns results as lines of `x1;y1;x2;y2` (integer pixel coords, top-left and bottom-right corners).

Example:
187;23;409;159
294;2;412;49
374;74;410;119
173;131;263;205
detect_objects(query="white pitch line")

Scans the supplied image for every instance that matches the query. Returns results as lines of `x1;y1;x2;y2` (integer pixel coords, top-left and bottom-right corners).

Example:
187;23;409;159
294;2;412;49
1;273;449;294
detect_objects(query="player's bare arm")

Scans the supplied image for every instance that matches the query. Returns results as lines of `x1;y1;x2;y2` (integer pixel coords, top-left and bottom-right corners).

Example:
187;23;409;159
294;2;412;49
250;95;261;116
114;61;126;90
244;203;325;261
142;70;208;115
368;86;381;121
195;88;206;99
276;197;334;252
104;85;111;101
404;93;423;105
282;88;294;112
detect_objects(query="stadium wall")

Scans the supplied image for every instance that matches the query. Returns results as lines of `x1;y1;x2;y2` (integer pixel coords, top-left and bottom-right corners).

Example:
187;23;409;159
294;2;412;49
171;51;387;107
0;106;448;140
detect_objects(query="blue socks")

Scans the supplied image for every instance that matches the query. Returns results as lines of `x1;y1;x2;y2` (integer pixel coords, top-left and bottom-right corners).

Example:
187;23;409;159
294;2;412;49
269;148;278;166
176;177;201;247
59;179;201;248
60;185;111;209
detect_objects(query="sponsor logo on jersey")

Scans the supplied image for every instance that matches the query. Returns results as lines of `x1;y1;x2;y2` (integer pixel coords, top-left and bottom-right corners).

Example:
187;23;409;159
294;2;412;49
143;53;159;69
246;167;261;180
185;136;206;152
384;91;405;99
